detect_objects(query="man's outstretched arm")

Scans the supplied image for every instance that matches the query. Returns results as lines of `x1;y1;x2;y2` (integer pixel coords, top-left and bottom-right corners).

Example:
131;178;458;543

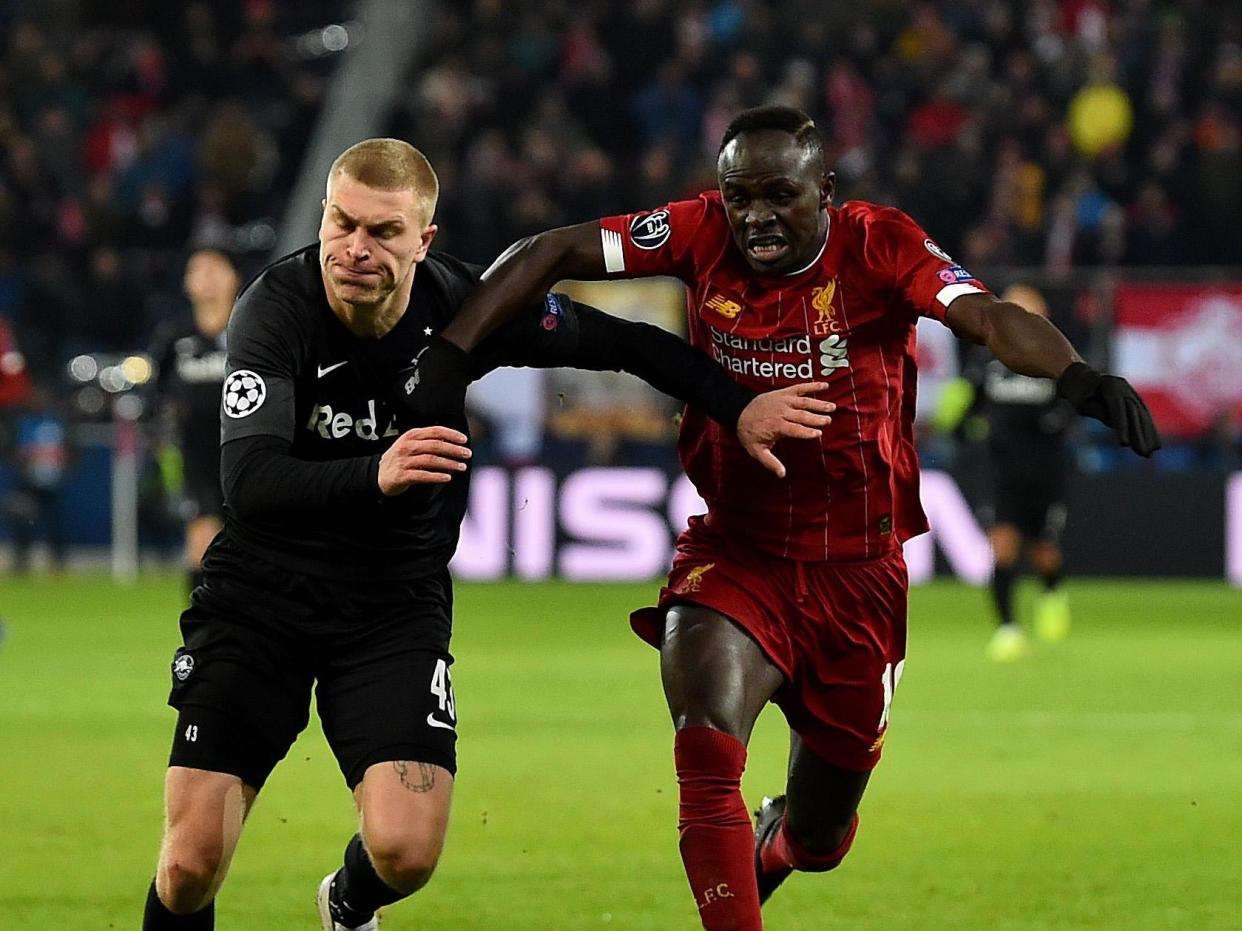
562;303;837;479
445;222;606;351
464;295;837;479
945;292;1160;456
396;223;611;421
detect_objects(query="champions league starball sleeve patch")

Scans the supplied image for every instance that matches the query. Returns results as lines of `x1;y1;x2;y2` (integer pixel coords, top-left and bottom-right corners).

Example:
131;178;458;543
599;199;708;279
222;369;267;418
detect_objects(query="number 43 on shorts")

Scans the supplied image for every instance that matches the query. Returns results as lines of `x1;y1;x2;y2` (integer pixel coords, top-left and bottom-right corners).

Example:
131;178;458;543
428;659;457;727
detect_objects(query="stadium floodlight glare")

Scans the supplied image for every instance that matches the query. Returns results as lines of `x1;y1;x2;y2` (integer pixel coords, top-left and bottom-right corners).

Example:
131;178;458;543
294;21;358;59
114;393;143;420
98;365;128;393
69;354;98;382
76;386;105;415
120;355;153;385
68;352;155;418
322;24;349;52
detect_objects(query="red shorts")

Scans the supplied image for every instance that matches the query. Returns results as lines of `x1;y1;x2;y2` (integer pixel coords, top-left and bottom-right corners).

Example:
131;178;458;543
632;516;908;772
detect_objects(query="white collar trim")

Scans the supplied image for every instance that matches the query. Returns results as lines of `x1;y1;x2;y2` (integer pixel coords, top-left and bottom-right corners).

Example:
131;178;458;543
783;211;830;277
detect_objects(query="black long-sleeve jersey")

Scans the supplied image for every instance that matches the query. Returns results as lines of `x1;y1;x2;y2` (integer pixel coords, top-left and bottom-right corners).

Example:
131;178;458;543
151;324;229;495
219;245;755;582
974;357;1072;478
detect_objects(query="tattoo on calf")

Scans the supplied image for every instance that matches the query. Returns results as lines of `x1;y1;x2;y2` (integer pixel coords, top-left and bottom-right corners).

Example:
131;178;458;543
393;760;436;793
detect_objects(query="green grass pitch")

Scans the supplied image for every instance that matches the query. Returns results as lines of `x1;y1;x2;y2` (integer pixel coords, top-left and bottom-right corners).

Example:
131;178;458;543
0;574;1238;929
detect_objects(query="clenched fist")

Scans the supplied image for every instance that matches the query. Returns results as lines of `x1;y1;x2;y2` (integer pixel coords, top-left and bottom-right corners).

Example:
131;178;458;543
378;426;472;496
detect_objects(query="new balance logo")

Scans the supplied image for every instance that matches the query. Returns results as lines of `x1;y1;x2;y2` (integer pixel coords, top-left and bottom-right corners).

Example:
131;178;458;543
705;294;743;319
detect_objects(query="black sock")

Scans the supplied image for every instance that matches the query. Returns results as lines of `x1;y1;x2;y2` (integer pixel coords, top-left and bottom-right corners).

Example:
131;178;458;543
991;563;1017;627
1042;567;1063;591
187;568;204;596
143;880;214;930
330;834;406;926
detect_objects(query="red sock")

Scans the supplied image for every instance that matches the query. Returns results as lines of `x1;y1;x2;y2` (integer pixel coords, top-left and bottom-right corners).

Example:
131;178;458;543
760;811;859;875
674;727;763;931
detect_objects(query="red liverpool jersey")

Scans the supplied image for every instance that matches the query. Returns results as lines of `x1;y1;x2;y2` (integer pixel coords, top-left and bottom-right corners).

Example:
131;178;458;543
599;192;989;562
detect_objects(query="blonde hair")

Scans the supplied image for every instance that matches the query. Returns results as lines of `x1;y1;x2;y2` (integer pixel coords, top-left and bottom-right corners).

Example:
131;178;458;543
328;138;439;222
1001;283;1049;318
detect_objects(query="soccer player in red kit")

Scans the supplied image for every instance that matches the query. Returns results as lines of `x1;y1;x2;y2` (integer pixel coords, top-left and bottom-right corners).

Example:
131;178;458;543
406;106;1160;929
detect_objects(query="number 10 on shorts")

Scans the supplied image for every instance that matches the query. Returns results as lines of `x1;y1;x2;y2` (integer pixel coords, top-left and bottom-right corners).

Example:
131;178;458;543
430;659;456;720
878;660;905;732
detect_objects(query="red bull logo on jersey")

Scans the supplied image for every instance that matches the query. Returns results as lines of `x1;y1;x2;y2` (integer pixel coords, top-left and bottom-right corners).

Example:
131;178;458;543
306;398;400;441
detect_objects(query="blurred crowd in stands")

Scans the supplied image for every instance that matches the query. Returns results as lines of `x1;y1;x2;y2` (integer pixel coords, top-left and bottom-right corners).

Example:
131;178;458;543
409;0;1240;272
2;0;1237;371
403;0;1240;471
0;0;1239;547
0;0;346;375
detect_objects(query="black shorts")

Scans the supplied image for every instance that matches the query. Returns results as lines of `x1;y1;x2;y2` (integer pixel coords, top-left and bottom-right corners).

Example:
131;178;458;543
166;536;458;790
993;475;1067;542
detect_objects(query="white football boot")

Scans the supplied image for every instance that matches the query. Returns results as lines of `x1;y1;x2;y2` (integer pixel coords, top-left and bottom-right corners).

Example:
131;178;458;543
317;872;379;931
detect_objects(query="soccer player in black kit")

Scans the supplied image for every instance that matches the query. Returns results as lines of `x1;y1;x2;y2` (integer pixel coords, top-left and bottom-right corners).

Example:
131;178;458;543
150;249;240;594
973;285;1075;662
141;139;836;931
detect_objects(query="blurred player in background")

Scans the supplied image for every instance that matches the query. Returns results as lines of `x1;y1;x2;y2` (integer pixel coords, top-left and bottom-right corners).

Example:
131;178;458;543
141;138;824;931
968;284;1074;662
423;106;1160;930
2;385;69;573
151;249;239;594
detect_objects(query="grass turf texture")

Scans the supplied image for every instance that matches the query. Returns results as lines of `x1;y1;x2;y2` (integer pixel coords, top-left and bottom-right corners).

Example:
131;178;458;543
0;576;1238;930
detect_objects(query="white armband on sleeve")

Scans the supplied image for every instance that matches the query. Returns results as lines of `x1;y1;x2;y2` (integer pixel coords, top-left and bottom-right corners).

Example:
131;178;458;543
935;282;984;307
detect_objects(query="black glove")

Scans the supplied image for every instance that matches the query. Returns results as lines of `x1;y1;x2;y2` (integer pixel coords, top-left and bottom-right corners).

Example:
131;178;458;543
1056;362;1161;457
393;334;472;420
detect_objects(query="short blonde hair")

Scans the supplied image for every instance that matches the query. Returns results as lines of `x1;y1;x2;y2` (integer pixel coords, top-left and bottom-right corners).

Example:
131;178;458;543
1000;283;1049;318
329;138;439;222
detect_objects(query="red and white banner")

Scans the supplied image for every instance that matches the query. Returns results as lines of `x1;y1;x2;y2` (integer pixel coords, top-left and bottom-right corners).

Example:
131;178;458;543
1113;283;1242;437
914;316;960;424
